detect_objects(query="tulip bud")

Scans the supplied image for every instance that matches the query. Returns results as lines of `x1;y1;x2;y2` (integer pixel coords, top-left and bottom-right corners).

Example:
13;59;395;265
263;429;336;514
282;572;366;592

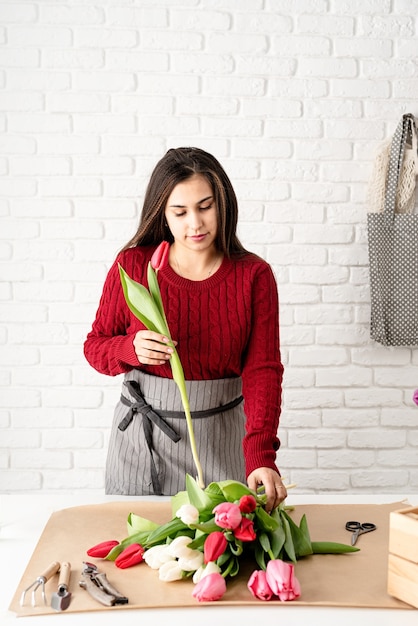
413;389;418;406
239;494;257;513
115;543;145;569
192;572;227;602
212;502;242;530
151;241;170;272
204;531;227;564
176;503;199;525
178;550;204;572
86;540;119;558
233;517;256;542
167;535;194;559
143;544;175;569
247;570;274;601
158;560;184;582
192;561;221;584
266;559;301;601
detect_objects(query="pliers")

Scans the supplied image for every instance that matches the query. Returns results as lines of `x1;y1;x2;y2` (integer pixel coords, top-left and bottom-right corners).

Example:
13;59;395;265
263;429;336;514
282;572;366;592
79;562;128;607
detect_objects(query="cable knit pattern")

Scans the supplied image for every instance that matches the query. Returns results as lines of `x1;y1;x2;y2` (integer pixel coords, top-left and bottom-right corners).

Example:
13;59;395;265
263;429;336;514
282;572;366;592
84;245;284;477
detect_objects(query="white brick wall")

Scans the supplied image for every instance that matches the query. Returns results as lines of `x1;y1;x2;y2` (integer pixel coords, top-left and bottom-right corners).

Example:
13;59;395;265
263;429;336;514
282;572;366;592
1;0;418;494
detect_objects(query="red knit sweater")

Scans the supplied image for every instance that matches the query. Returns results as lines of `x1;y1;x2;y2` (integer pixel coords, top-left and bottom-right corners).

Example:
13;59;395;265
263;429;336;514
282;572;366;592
84;245;284;478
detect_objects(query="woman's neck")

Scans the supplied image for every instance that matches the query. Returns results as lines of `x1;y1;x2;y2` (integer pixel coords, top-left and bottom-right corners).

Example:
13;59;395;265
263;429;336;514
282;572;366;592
169;245;223;281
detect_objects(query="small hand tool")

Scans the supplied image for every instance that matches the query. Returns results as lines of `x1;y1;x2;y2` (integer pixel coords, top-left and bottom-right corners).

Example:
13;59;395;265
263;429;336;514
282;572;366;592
20;561;60;607
51;561;72;612
345;520;377;545
79;561;128;607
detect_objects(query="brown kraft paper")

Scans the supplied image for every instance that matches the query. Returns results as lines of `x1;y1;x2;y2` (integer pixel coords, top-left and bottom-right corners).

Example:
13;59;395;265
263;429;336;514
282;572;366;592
9;500;414;616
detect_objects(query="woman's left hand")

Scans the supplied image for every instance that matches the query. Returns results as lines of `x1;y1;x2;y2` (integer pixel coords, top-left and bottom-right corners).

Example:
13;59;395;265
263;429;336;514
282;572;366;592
247;467;287;513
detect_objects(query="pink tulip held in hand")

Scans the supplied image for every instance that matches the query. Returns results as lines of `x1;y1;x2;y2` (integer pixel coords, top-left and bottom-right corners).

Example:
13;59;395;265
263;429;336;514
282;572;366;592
151;241;170;272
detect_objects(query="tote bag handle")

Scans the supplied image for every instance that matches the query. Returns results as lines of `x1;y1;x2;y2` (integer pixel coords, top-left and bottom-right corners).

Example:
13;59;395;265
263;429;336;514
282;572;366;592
384;113;417;226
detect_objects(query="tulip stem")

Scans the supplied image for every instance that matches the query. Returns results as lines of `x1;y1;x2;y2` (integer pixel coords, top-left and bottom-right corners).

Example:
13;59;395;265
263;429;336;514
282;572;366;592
170;350;205;489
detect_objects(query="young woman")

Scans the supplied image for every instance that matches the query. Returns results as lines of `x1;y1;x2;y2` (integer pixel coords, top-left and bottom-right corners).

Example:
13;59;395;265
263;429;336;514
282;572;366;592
84;147;286;511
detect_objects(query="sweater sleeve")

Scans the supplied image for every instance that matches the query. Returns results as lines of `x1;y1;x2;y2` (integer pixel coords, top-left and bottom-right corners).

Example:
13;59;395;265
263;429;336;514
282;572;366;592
83;254;141;376
241;262;284;478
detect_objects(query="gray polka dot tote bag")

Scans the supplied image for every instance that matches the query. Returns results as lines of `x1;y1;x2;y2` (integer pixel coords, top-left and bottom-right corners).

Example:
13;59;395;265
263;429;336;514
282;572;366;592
367;113;418;346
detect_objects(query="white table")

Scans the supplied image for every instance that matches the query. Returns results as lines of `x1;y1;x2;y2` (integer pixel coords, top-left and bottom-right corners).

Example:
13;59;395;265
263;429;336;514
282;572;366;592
1;493;417;626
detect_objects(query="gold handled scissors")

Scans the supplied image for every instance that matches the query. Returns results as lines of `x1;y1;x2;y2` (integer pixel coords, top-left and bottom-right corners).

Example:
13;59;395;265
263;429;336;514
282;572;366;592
345;520;377;545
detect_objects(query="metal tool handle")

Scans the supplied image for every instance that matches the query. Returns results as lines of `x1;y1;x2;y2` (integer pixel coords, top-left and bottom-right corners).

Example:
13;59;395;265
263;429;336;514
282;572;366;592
79;576;115;607
40;561;60;582
58;562;71;591
94;572;128;604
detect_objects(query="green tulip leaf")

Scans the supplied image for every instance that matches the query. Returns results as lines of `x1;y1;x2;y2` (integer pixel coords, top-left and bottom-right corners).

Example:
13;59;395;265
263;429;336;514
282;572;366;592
190;519;220;534
279;510;313;558
145;517;187;546
255;542;267;570
119;265;167;334
258;531;271;553
311;541;360;554
186;474;215;512
229;539;243;556
254;505;279;532
216;480;255;502
127;512;160;536
281;514;297;564
270;523;286;558
147;263;167;322
170;489;190;518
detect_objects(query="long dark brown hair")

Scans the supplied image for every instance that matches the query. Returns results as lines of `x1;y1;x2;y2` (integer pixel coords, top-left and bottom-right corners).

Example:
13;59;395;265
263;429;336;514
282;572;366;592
121;147;247;255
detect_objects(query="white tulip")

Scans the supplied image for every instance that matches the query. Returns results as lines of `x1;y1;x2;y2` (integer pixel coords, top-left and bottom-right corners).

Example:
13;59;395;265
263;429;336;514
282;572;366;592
167;535;194;558
158;560;184;582
176;504;199;525
143;544;175;569
192;561;221;584
178;550;204;572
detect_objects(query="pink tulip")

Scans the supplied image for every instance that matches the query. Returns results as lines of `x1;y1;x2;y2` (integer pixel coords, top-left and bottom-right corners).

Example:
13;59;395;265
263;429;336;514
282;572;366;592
115;543;145;569
233;517;256;542
151;241;170;271
266;559;301;601
239;494;257;513
247;570;274;601
192;572;227;602
86;540;119;558
213;502;242;530
413;389;418;406
204;531;227;563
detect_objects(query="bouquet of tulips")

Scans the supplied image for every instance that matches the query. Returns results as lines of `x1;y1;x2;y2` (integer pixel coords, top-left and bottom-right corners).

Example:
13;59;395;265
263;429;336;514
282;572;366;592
87;474;358;602
90;243;358;602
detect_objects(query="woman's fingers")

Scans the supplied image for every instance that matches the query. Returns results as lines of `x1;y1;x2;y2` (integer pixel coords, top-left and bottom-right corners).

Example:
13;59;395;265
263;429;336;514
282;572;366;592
133;330;176;365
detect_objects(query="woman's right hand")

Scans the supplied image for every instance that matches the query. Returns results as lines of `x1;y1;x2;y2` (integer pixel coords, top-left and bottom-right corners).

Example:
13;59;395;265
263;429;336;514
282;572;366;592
133;330;176;366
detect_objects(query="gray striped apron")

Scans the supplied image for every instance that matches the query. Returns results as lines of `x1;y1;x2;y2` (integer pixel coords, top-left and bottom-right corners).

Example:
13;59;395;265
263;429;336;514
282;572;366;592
105;369;246;496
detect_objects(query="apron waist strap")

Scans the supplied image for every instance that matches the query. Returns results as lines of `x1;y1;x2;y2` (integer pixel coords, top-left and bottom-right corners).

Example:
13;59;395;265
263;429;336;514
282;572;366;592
118;379;243;431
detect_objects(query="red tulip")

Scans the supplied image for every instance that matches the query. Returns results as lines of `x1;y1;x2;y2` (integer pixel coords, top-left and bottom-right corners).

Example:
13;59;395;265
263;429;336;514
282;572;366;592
204;531;227;563
86;540;119;558
151;241;170;271
266;559;301;601
247;570;274;601
115;543;145;569
192;572;227;602
239;495;257;513
413;389;418;406
233;517;256;542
